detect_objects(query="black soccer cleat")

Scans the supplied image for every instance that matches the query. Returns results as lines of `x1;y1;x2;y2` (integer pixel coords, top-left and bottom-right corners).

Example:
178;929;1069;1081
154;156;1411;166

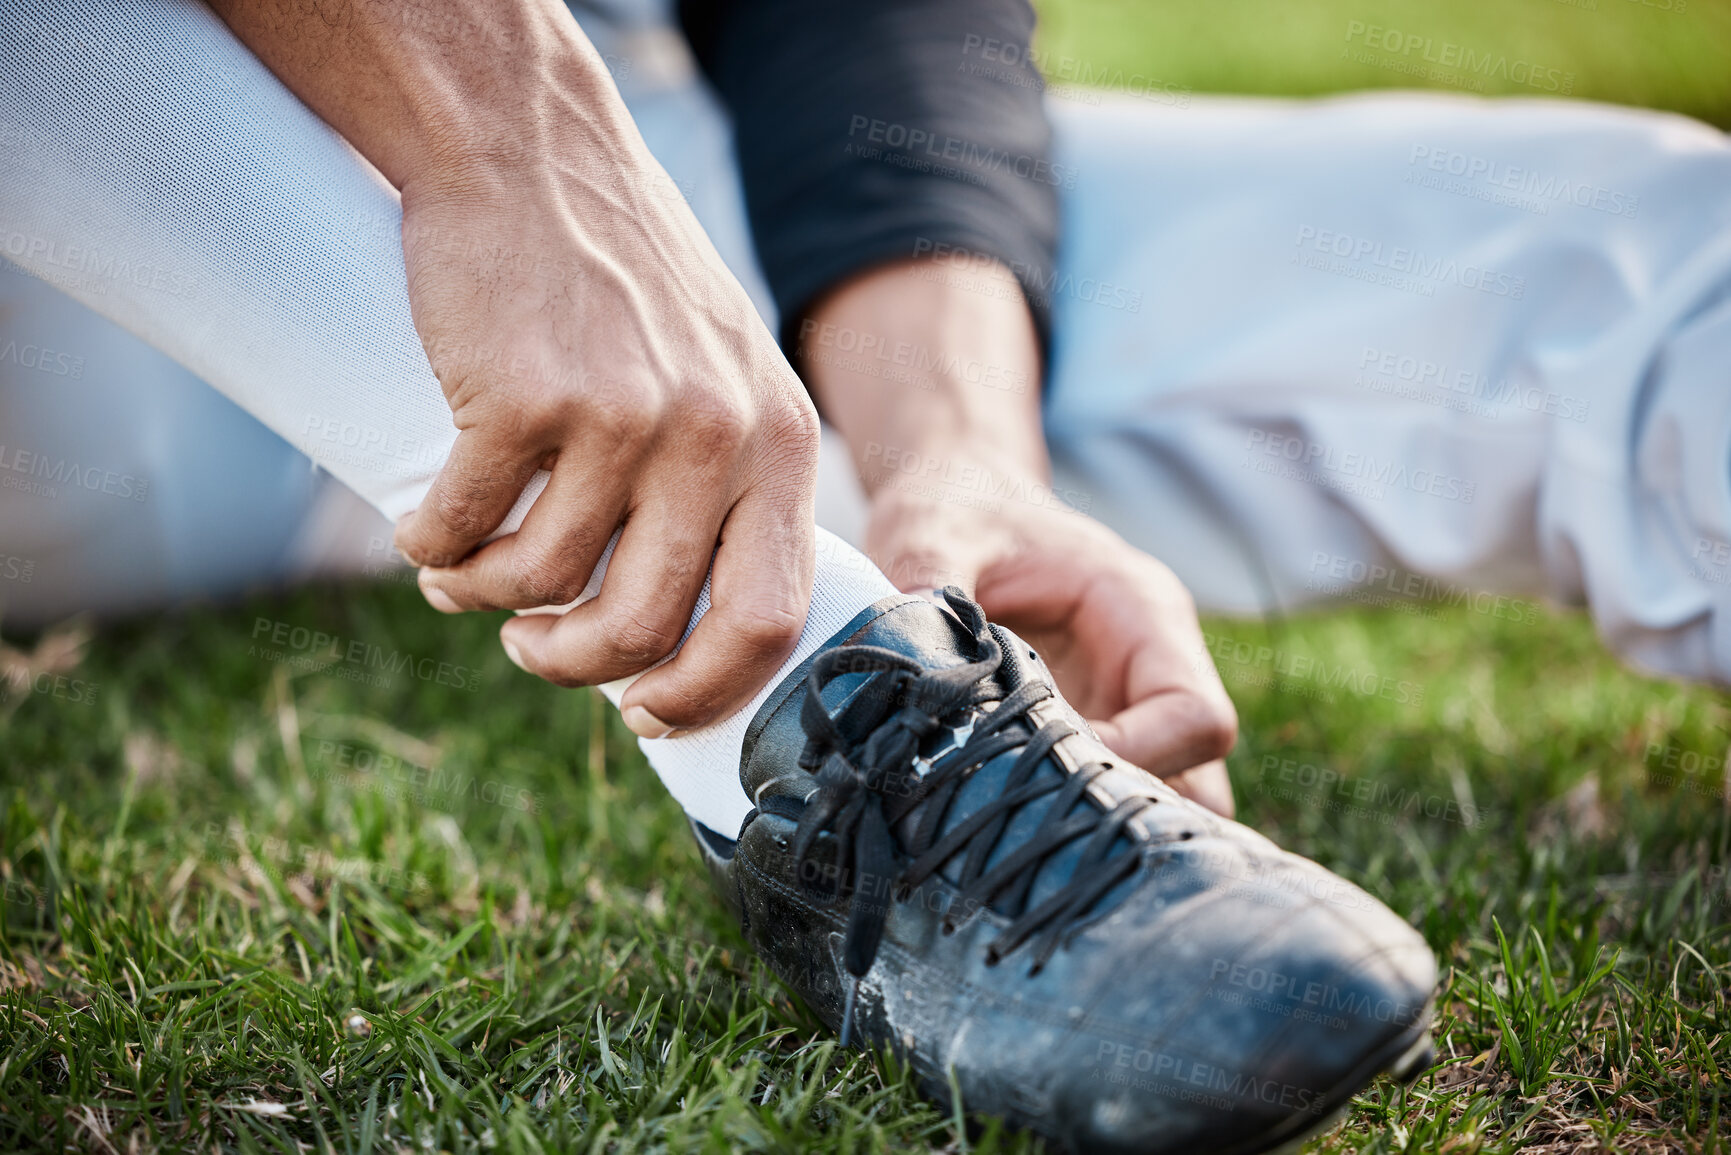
691;589;1437;1155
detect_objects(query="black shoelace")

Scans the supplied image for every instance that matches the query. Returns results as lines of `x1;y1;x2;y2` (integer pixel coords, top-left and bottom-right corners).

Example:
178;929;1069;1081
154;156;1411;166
792;589;1153;1044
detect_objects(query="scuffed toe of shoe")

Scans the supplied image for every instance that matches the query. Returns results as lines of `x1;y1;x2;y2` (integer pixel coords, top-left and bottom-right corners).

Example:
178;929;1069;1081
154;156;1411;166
1022;836;1437;1155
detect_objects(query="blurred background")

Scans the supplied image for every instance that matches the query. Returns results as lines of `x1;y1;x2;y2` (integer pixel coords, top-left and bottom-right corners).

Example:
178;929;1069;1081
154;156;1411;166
1038;0;1731;126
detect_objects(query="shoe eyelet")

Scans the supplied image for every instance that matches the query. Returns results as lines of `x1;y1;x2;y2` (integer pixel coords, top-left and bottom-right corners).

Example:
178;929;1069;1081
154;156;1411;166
941;920;956;936
984;949;1001;967
1179;831;1194;841
1028;649;1038;661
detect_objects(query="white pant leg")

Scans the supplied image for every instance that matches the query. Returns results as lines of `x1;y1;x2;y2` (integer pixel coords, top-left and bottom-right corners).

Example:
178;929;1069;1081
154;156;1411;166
0;265;379;625
0;6;764;627
1034;92;1731;684
0;0;895;833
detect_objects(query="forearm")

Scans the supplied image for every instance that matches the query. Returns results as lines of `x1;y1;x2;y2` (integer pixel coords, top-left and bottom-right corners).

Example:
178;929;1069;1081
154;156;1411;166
799;258;1049;497
205;0;638;192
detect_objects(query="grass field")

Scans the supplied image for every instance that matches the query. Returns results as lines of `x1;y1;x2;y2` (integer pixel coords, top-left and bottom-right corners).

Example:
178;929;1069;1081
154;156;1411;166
4;1;1731;1152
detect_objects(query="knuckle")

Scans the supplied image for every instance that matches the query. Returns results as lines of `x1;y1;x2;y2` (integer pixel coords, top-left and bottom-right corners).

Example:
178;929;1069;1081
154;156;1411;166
517;393;571;440
682;389;751;455
728;599;806;659
592;395;660;452
760;399;821;472
783;400;822;460
514;553;584;607
427;483;490;543
603;606;684;667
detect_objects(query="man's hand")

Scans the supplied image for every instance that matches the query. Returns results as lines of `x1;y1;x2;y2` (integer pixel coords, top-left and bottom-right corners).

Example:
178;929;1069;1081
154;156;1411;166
210;0;819;737
392;150;819;740
801;257;1237;815
865;484;1237;816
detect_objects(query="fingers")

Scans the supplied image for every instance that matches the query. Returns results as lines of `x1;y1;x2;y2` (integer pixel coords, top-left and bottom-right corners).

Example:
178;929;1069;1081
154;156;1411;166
394;425;542;569
496;495;725;701
617;478;815;735
1087;679;1237;781
417;457;628;611
1160;759;1235;818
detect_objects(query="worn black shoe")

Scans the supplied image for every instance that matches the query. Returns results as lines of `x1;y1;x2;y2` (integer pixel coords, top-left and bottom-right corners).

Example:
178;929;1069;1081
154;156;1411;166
691;589;1436;1155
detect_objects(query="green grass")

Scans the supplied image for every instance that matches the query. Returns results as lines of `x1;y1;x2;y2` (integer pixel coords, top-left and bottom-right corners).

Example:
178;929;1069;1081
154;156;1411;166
2;582;1727;1152
1036;0;1731;128
5;1;1731;1151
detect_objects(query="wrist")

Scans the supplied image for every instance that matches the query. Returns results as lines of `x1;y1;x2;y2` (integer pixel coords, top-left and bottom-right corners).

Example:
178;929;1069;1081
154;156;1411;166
857;443;1053;535
801;257;1050;500
408;53;637;192
213;0;638;194
397;50;638;199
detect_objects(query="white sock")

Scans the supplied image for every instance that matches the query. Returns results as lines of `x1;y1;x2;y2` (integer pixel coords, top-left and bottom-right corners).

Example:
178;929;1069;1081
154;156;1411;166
0;0;897;835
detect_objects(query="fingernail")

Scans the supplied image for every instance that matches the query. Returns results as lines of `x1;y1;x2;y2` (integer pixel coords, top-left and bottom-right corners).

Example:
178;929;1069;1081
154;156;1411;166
622;705;677;740
423;586;460;613
502;637;527;670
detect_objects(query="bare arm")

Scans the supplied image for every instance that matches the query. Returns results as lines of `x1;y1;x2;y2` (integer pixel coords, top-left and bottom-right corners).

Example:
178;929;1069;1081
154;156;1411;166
210;0;821;739
800;258;1238;815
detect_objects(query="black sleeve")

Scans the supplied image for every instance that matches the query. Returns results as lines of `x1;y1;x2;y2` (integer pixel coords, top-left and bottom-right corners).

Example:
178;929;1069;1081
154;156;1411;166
678;0;1061;358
